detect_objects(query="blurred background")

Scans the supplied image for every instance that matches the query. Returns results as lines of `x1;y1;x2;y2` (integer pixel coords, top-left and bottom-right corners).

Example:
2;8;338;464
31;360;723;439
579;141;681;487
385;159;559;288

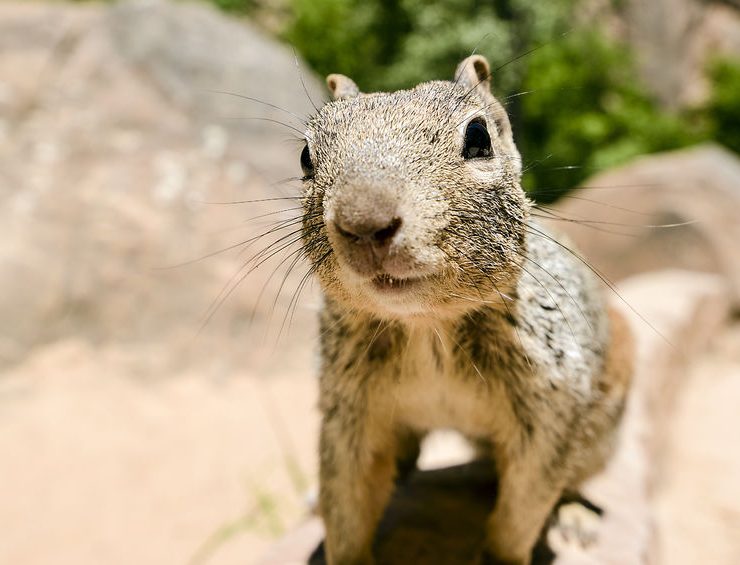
0;0;738;564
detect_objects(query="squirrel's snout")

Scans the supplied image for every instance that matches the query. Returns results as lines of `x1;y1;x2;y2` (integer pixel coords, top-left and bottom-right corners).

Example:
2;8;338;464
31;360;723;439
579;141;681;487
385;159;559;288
328;180;404;268
324;185;445;290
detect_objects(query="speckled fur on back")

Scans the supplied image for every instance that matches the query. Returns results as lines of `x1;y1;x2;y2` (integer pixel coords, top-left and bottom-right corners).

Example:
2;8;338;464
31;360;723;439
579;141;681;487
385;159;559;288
298;56;633;565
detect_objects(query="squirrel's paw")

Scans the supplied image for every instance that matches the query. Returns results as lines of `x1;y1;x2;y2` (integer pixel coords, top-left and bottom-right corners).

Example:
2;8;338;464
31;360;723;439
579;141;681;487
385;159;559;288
547;501;602;552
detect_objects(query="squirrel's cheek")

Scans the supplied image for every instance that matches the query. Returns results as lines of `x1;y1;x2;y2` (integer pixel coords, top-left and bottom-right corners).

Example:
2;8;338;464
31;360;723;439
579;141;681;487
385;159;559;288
463;161;505;185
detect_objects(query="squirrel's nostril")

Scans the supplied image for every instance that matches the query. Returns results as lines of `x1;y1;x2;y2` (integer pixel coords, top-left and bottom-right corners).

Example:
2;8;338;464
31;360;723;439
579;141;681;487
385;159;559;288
334;216;403;246
372;217;402;245
334;221;359;241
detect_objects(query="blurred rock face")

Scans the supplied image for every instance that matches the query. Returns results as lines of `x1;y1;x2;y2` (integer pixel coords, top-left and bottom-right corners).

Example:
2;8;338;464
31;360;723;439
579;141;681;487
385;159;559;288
545;144;740;308
0;0;325;375
609;0;740;109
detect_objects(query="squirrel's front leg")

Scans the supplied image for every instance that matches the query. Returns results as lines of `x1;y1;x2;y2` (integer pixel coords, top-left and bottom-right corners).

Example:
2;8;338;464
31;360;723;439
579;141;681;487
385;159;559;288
319;395;397;565
481;445;565;565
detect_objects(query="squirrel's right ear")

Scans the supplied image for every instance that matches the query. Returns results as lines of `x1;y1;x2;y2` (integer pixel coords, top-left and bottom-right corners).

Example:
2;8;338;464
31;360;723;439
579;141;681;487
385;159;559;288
326;74;360;100
454;55;492;95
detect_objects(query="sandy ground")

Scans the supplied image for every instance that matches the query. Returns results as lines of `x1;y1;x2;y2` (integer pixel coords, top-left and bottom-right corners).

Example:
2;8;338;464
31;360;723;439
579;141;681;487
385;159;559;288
1;322;739;565
0;340;319;565
653;321;740;564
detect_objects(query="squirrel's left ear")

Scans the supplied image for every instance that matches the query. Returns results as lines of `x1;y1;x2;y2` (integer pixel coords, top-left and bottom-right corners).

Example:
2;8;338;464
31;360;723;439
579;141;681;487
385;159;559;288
454;55;492;95
326;74;360;100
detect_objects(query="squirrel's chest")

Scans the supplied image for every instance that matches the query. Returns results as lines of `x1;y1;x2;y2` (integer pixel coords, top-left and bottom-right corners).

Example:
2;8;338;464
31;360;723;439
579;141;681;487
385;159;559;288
381;329;512;437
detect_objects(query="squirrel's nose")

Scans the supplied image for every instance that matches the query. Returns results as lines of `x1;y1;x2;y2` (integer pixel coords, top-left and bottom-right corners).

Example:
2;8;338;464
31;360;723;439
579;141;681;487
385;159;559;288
334;216;403;247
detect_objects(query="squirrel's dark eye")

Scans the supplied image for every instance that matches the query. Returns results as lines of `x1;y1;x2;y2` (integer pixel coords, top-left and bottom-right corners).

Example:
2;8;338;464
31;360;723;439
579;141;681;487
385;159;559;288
300;144;314;178
463;120;492;160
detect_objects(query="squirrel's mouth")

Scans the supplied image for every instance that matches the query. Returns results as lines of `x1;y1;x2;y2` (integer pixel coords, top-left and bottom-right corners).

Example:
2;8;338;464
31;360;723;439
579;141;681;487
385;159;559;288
371;273;423;293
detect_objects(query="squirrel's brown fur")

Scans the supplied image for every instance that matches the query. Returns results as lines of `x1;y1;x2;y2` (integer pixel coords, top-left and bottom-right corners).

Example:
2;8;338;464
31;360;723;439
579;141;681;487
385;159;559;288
299;56;633;565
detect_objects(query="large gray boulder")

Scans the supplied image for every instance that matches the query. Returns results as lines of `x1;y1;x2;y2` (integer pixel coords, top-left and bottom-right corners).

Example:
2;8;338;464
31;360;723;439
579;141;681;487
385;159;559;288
542;144;740;308
0;0;325;374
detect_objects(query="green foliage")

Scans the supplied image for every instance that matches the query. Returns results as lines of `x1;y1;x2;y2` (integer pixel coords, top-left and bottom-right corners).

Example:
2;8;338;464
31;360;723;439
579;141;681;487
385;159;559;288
704;58;740;154
286;0;386;88
518;32;702;201
206;0;737;202
284;0;574;94
209;0;255;14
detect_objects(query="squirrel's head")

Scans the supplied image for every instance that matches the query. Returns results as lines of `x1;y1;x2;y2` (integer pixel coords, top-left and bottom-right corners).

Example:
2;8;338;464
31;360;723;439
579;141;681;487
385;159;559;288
300;55;530;320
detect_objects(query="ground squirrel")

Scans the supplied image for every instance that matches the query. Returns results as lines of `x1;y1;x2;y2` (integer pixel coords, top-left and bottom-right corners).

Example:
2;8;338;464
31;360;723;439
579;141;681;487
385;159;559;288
297;55;634;565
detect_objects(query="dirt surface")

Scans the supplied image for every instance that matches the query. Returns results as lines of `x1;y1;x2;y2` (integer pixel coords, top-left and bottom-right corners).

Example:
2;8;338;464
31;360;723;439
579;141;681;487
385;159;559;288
2;323;739;565
0;340;319;565
653;321;740;564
